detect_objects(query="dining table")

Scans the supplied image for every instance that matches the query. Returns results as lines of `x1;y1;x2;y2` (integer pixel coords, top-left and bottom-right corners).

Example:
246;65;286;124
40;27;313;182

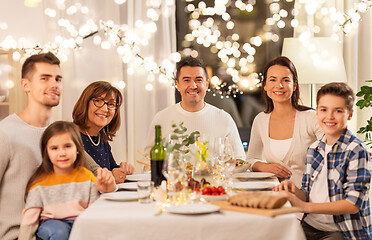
69;173;306;240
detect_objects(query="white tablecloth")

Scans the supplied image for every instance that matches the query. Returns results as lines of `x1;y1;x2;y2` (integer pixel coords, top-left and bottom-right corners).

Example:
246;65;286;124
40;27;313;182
70;179;305;240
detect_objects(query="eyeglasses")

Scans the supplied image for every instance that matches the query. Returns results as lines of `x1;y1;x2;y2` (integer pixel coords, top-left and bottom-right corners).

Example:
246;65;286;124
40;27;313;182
91;98;118;111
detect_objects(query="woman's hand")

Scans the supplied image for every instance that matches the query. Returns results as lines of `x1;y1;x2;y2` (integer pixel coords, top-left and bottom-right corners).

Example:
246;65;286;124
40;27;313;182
253;162;291;179
112;168;126;184
96;167;116;193
273;180;296;193
120;162;135;175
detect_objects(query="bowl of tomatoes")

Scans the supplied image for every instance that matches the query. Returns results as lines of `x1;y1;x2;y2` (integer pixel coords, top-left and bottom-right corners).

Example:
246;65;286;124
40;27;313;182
201;185;228;201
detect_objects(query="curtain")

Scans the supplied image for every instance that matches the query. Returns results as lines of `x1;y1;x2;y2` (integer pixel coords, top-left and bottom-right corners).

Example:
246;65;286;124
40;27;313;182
122;0;176;168
345;1;372;143
56;0;177;168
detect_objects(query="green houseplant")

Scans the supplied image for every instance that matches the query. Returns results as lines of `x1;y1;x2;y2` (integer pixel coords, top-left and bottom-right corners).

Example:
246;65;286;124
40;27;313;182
356;80;372;146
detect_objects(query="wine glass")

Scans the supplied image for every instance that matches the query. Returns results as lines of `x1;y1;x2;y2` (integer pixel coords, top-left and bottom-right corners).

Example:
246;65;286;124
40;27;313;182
162;151;185;203
222;137;235;191
211;137;225;185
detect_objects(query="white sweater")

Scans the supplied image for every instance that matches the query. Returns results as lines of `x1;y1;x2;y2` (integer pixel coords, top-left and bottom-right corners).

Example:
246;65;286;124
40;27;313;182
246;110;324;187
0;114;47;240
144;103;245;160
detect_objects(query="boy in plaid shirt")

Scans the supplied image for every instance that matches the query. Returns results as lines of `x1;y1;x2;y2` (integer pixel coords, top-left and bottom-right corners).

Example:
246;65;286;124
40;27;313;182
274;82;371;240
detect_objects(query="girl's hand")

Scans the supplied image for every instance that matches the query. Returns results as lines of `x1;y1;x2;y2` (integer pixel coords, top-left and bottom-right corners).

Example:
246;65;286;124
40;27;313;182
273;180;296;193
120;162;135;175
259;163;291;179
96;167;116;193
112;168;126;184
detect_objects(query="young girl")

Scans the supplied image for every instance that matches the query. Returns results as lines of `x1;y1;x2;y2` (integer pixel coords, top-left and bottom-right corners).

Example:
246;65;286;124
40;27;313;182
18;121;116;240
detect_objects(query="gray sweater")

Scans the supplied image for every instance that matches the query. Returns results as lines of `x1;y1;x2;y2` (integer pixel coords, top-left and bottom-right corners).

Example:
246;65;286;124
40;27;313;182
0;114;47;240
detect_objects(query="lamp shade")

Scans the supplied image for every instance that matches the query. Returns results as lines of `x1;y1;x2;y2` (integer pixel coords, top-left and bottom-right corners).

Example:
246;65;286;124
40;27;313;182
281;37;347;84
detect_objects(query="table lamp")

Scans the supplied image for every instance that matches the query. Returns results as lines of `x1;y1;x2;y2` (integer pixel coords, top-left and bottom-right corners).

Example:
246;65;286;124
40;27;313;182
281;37;347;107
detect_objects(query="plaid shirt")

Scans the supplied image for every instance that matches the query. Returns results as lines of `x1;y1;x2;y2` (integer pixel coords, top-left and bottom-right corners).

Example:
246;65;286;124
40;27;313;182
301;129;372;240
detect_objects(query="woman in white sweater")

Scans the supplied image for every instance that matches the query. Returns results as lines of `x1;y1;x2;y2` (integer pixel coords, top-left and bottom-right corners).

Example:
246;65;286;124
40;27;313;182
246;56;323;187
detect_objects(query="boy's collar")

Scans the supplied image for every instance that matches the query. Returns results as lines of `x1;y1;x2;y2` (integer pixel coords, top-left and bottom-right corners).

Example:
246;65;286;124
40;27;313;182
318;128;352;152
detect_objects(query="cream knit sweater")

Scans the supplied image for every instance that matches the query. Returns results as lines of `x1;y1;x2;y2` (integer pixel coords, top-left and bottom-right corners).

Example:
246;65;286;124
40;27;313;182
0;114;47;240
246;110;324;187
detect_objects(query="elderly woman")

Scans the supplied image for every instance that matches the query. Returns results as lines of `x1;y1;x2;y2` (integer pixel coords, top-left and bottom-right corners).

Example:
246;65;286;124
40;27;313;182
246;56;323;187
73;81;134;183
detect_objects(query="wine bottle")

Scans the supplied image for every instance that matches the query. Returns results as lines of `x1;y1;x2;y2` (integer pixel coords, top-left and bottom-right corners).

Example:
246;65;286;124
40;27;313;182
150;125;166;187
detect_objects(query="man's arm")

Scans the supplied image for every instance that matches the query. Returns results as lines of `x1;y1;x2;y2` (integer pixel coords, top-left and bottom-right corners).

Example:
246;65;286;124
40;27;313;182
144;119;156;157
84;151;99;176
0;130;11;183
225;113;245;161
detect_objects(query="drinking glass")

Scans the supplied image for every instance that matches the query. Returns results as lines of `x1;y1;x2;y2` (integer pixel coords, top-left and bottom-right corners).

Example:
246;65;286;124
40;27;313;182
137;181;153;204
223;137;235;191
211;137;225;186
162;151;186;203
192;135;213;184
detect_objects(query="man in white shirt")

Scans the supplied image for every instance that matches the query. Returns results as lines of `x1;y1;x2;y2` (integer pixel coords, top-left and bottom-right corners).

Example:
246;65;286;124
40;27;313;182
0;52;63;240
144;57;245;161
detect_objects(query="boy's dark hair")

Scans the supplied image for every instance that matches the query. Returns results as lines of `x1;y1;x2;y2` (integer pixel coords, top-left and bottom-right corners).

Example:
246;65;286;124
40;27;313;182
175;56;209;81
21;52;60;79
316;82;355;111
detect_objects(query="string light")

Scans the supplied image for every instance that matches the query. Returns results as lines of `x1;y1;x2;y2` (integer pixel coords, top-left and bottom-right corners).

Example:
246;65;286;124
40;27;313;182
182;0;372;98
183;1;294;98
1;0;371;97
0;0;179;92
337;0;372;34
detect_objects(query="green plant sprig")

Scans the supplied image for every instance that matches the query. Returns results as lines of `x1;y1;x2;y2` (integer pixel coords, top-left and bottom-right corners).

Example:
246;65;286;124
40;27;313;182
356;80;372;146
163;122;200;156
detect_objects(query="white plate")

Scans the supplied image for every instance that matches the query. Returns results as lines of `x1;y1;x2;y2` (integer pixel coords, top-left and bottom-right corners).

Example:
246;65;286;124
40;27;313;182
101;192;138;201
167;203;220;215
232;182;276;190
201;194;228;202
117;182;138;190
233;172;275;180
126;173;151;182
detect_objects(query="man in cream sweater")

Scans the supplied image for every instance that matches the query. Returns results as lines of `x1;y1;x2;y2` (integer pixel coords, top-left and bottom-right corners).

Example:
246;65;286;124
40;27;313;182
144;57;245;161
0;52;63;240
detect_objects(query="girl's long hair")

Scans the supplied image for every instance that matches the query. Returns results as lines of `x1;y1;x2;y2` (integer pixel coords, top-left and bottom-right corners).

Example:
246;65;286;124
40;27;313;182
24;121;85;201
262;56;312;113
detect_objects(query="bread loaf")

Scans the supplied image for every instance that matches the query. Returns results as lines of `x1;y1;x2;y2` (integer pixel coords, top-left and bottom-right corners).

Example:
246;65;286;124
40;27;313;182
228;192;287;209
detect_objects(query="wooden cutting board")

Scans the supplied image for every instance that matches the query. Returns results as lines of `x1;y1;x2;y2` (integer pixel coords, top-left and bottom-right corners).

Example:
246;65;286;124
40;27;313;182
211;201;300;217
